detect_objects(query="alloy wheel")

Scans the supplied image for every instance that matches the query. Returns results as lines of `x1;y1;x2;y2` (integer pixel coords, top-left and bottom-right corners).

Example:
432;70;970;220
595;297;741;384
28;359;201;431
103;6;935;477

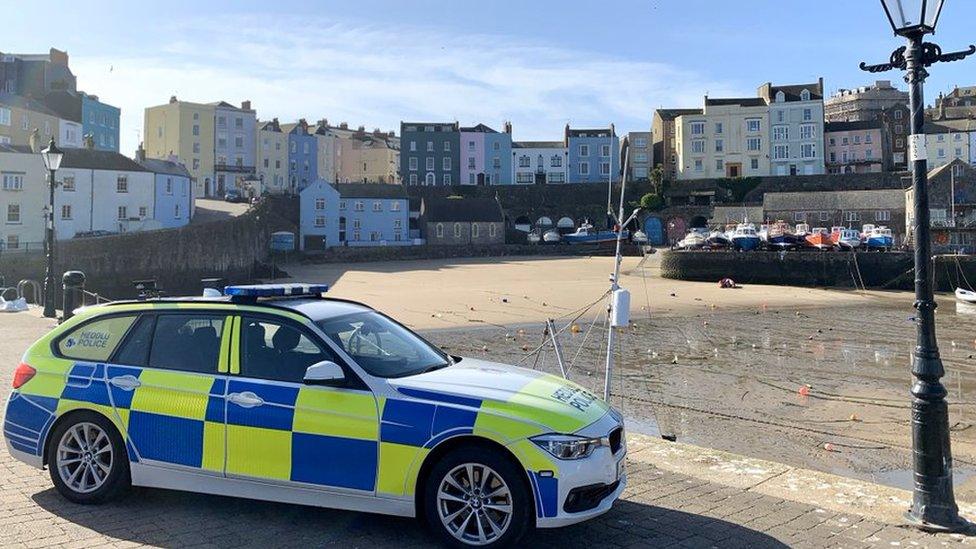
437;462;513;546
56;422;113;494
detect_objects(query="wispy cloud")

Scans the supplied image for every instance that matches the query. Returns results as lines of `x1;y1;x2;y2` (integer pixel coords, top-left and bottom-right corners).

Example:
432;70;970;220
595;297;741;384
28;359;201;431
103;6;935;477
71;14;745;156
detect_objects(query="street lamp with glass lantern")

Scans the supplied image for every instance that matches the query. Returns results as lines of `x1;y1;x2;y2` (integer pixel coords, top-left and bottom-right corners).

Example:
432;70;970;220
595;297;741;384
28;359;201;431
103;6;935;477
862;0;975;532
40;138;63;319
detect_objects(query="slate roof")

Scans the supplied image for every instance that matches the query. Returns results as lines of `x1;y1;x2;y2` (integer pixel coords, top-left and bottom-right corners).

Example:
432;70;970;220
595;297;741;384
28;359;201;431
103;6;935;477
258;119;281;132
763;189;905;211
825;120;884;132
41;91;82;121
422;197;503;223
0;92;59;117
655;108;703;120
61;148;148;171
334;183;407;199
768;82;824;101
459;123;499;133
137;158;191;178
0;144;34;154
705;97;766;107
513;141;565;149
566;128;615;137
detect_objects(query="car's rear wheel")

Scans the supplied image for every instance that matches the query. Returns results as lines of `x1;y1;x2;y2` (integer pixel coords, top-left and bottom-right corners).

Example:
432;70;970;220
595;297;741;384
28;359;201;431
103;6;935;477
47;411;130;504
424;445;532;547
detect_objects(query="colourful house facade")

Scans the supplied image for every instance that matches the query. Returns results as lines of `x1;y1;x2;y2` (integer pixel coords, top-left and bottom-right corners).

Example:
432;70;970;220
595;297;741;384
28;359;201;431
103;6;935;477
566;125;619;184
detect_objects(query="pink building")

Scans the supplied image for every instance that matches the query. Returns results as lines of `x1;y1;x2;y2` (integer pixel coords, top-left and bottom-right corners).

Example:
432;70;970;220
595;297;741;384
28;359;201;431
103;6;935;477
825;120;887;174
459;124;490;185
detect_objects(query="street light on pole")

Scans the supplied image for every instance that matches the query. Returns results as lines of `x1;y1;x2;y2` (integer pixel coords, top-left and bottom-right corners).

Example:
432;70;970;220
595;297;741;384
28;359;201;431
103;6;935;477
861;0;975;532
40;137;64;319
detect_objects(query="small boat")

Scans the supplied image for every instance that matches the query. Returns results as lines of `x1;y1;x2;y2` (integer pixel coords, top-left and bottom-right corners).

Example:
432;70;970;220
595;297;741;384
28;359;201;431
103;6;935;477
526;231;542;244
794;223;811;240
563;221;628;245
631;230;648;244
677;229;707;250
831;226;861;250
766;220;800;250
863;225;893;251
705;229;731;249
542;229;562;244
956;288;976;304
758;223;770;244
730;223;761;251
804;227;833;250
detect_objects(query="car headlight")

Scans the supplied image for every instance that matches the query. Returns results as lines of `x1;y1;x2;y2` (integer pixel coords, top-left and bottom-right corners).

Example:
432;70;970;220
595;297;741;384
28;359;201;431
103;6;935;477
530;434;604;460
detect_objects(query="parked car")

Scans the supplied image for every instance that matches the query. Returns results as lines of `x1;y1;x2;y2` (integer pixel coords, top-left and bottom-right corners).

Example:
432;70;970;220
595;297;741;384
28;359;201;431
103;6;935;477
224;189;244;202
4;283;626;547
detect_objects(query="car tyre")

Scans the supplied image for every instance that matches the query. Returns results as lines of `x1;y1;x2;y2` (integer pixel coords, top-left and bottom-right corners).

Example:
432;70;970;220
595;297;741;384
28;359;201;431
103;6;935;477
423;445;533;548
47;411;130;504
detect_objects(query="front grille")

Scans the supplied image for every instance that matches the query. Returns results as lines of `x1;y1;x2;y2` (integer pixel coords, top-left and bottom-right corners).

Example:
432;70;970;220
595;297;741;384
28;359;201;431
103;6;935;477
563;481;620;514
608;427;623;454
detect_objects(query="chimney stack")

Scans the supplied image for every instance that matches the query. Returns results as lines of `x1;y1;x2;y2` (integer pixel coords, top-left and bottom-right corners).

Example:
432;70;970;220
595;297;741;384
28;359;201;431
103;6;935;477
135;142;146;162
504;121;512;134
169;95;178;104
241;100;251;111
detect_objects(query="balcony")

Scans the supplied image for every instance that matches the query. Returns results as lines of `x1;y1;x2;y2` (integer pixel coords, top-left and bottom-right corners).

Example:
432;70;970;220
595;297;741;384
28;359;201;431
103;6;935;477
215;164;256;174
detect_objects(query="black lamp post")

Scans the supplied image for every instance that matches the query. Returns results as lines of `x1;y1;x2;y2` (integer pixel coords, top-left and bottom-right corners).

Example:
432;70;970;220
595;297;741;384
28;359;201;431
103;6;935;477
861;0;975;532
40;137;64;319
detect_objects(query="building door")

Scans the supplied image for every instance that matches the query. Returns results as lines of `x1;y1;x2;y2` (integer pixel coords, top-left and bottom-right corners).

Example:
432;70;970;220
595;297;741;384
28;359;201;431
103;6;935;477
339;217;346;243
726;163;741;178
790;164;798;176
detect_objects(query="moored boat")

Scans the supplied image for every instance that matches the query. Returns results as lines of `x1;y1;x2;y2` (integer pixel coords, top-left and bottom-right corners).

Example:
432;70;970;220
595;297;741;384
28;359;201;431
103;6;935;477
677;228;707;250
956;288;976;304
543;229;562;244
863;225;893;251
563;221;628;245
766;220;800;250
804;227;833;250
831;226;861;250
730;223;761;251
705;229;731;249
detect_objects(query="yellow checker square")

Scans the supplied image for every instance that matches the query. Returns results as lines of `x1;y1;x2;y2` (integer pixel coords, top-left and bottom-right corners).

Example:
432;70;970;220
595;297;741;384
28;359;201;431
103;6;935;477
19;359;72;399
509;439;558;474
293;388;378;440
201;421;226;472
474;406;547;442
56;400;130;431
377;442;428;496
226;425;291;480
130;371;213;420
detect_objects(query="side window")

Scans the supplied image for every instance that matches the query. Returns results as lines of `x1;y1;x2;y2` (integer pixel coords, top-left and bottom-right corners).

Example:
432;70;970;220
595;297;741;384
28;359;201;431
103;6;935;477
58;315;138;362
240;317;337;383
113;315;156;366
149;314;225;374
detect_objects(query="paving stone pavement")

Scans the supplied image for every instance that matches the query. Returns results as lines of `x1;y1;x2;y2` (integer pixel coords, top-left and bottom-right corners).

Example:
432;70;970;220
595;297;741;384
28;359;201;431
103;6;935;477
2;314;976;547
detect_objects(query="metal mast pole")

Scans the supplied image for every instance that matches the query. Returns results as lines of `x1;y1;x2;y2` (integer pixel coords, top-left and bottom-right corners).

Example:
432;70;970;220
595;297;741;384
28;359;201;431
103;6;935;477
604;143;629;401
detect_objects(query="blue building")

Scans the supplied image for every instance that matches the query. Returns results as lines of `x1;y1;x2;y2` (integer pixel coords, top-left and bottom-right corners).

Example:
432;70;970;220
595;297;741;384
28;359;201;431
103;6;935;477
400;122;459;186
566;124;619;184
299;181;411;251
81;93;120;152
483;122;513;185
135;155;194;229
283;119;318;193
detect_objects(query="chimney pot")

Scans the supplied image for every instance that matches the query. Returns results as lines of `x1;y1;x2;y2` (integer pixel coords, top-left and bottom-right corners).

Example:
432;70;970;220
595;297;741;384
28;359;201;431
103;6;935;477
169;95;178;104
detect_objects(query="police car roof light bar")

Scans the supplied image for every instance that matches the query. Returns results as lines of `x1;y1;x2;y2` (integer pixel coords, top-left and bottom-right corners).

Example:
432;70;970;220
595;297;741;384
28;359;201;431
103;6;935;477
223;283;329;299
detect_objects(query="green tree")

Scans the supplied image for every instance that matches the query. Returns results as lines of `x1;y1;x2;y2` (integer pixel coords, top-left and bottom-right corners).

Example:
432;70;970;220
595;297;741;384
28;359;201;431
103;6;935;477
639;192;663;211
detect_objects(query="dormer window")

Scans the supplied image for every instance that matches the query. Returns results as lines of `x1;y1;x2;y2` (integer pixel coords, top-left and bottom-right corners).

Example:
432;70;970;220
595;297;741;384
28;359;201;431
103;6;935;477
800;89;811;101
775;91;786;103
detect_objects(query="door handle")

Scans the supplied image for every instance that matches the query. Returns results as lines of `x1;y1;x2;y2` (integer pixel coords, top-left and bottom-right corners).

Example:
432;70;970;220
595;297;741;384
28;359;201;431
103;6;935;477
108;375;141;391
228;391;264;408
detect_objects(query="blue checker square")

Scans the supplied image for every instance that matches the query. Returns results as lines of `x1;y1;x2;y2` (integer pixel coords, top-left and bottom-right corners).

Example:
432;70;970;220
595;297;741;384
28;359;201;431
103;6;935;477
291;433;377;491
127;411;203;467
380;399;435;447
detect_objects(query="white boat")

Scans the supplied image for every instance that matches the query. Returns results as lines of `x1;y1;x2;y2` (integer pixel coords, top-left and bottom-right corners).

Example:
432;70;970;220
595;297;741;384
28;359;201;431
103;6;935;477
677;228;707;250
956;288;976;304
631;230;648;244
794;223;811;239
526;231;542;244
730;223;761;251
831;227;861;250
542;229;562;244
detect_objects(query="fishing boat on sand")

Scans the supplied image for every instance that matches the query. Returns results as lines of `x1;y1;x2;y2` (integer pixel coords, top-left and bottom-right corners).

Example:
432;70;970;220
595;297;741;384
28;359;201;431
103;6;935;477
831;226;861;250
705;229;731;249
956;288;976;304
766;220;800;250
805;227;833;250
677;228;707;250
563;221;628;245
730;223;761;251
863;225;893;251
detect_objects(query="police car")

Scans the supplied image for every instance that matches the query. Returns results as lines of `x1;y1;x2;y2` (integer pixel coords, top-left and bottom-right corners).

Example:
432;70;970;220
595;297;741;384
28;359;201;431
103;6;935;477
4;284;626;547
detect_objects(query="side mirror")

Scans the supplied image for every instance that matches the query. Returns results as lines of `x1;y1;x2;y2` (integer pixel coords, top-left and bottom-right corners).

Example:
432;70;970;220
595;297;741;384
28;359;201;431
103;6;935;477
303;361;345;385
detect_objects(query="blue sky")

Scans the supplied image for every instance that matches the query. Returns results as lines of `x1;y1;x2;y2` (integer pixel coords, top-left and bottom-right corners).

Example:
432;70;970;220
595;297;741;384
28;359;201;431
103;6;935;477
7;0;976;156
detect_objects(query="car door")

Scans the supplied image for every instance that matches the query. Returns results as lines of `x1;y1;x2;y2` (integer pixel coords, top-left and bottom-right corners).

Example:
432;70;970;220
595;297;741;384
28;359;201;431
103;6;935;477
225;314;379;493
117;312;232;474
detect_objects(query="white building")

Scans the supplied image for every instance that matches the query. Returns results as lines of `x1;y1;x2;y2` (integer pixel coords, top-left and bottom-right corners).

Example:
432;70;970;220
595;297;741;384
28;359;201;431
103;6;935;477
256;119;289;194
512;141;568;184
0;144;46;251
759;81;826;176
59;119;83;148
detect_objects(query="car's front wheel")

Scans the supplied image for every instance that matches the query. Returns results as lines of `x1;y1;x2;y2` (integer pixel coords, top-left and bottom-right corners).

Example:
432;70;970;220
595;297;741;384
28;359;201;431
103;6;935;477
47;411;130;504
424;445;533;547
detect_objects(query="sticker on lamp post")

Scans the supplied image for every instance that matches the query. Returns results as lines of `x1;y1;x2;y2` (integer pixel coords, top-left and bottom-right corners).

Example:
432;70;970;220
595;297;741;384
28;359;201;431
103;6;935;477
909;134;927;162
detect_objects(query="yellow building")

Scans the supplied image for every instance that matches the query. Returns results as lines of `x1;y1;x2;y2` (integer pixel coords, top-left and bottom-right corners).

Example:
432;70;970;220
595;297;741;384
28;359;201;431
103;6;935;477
143;96;215;197
0;94;61;147
676;98;770;180
256;118;289;194
333;125;400;184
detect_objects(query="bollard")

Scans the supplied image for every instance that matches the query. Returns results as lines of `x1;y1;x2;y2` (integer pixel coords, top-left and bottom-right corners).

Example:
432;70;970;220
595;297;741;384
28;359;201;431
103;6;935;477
61;271;86;322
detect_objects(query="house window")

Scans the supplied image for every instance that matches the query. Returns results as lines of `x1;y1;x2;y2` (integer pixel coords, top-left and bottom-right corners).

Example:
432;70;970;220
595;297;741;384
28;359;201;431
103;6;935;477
773;126;789;141
193;159;200;170
472;224;479;238
865;133;873;144
794;212;805;222
747;138;761;151
62;175;75;191
489;223;496;238
394;218;402;228
747;119;761;132
409;141;416;152
114;175;128;193
426;157;434;171
165;178;173;194
453;223;462;238
467;157;475;169
579;144;590;156
314;215;325;228
6;234;18;249
442;157;451;171
0;107;10;126
192;125;199;136
425;173;435;185
800;125;815;140
803;108;812;121
844;211;860;222
714;122;723;134
600;145;610;157
600;162;610;175
391;202;401;212
691;140;706;154
427;141;434;152
690;122;705;135
694;159;703;172
773;145;789;160
579;162;590;176
1;172;24;190
117;206;127;220
866;149;874;159
876;210;891;221
516;173;534;184
436;223;444;238
5;203;19;223
493;157;501;169
409;174;418;185
715;139;723;153
175;204;181;219
801;89;811;101
443;174;452;184
716;159;724;171
315;198;326;210
353;219;361;229
468;140;475;151
519;155;530;168
775;110;785;123
373;202;382;212
339;201;346;211
750;158;759;170
355;201;365;211
894;110;904;120
409;157;418;171
801;144;816;159
444;141;451;152
138;206;147;218
820;211;829;222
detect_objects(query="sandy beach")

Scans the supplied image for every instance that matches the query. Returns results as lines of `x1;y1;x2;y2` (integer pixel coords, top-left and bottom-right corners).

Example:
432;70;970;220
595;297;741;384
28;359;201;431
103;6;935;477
282;253;913;330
